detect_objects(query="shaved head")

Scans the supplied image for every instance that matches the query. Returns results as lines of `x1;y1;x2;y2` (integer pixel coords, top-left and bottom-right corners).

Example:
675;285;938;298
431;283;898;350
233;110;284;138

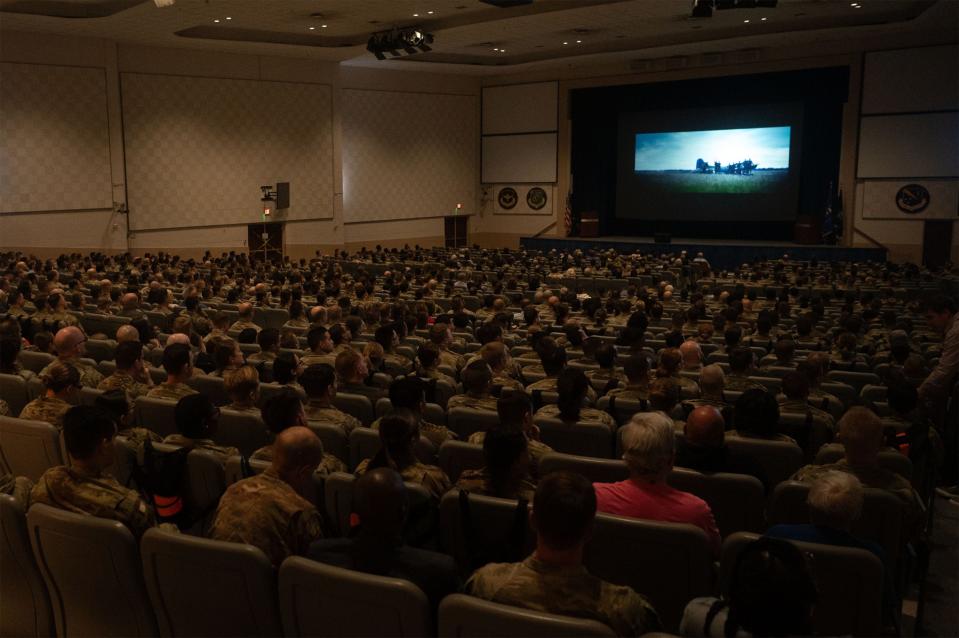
699;364;725;395
679;339;702;366
53;326;85;358
166;333;191;347
121;293;138;309
684;406;725;448
116;325;139;343
238;302;253;318
272;426;323;477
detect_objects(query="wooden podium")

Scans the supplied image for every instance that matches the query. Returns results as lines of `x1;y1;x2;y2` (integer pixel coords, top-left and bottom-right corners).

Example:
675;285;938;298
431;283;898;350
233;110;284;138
444;214;469;248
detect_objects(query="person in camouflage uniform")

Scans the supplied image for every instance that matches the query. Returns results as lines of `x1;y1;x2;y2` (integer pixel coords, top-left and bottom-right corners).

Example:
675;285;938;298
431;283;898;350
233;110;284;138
525;340;599;405
354;410;451;501
607;353;652;402
724;348;766;392
584;343;627;394
370;376;455;448
478;342;525;392
468;392;553;477
39;326;102;388
428;322;466;372
456;427;536;500
210;426;326;566
162;394;238;460
0;333;37;382
680;364;731;416
19;360;79;429
466;472;661;637
777;371;836;434
30;405;161;539
447;360;499;412
300;363;361;434
300;326;337;367
97;340;153;399
335;348;388;404
375;324;414;376
655;348;700;399
223;365;261;414
533;368;617;432
228;302;261;333
251;390;347;476
147;342;198;401
791;407;924;540
415;342;458;386
0;398;8;416
0;472;33;508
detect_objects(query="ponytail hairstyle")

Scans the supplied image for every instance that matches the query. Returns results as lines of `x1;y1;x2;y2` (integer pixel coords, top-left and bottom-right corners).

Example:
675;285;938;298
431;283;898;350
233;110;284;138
555;368;588;422
368;408;419;472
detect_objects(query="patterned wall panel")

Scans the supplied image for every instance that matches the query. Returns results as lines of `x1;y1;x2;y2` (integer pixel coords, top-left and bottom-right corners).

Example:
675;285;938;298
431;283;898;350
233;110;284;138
341;89;476;223
122;73;333;231
0;63;113;213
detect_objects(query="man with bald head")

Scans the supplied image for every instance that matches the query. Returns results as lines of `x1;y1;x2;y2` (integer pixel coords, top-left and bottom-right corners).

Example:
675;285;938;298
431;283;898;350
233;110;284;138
211;426;325;566
676;406;768;489
39;326;103;387
115;324;140;343
229;302;261;333
679;339;703;373
117;292;144;320
308;467;459;610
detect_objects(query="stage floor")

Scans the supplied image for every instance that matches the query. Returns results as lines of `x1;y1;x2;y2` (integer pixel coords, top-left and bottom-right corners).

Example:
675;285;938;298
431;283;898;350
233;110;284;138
520;235;886;269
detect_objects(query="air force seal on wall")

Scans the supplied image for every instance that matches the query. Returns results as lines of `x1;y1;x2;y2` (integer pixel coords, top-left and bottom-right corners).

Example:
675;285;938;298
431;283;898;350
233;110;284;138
526;187;548;211
895;184;930;214
498;187;518;210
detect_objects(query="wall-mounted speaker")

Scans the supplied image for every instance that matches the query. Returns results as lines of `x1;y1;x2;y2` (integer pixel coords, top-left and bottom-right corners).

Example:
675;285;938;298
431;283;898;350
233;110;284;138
276;182;290;209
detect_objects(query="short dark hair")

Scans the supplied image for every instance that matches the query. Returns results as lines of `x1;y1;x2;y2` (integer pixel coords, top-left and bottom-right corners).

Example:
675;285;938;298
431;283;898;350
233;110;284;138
257;328;279;351
114;340;143;370
213;341;238;370
624;353;649;382
237;328;258;344
374;324;397;350
886;381;918;414
63;405;116;459
729;347;754;373
461;360;492;393
162;343;192;376
781;371;809;400
174;393;217;439
94;389;130;427
497;391;532;427
260;390;303;434
300;363;336;398
417;342;440;368
923;294;957;315
595;343;616;369
389;376;425;411
533;471;596;551
483;427;528;484
273;351;298;384
734;388;780;436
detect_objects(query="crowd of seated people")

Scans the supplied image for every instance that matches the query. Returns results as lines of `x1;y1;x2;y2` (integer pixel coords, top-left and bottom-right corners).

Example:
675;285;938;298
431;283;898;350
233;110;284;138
0;244;956;636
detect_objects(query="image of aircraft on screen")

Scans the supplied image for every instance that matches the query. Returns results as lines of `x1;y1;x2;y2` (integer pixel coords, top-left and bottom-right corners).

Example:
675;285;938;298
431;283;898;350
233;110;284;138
633;126;791;194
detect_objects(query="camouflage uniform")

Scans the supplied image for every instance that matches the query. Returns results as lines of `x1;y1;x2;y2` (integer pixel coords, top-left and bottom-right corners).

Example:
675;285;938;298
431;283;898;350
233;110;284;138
250;445;347;475
606;385;650;402
526;378;599;405
304;400;361;435
19;396;71;429
246;351;277;364
224;404;262;415
210;468;324;566
455;468;537;501
228;320;261;333
30;466;158;539
2;363;37;383
161;434;239;460
41;358;103;388
439;349;466;371
147;382;198;401
383;353;414;374
300;352;337;367
724;373;765;392
419;368;458;386
447;393;499;413
534;404;618;432
585;369;626;392
354;459;451;501
98;370;152;399
0;473;33;508
469;431;554;476
371;416;456;448
0;399;8;417
117;427;162;448
492;374;525;392
466;556;661;637
680;396;730;415
673;376;701;399
777;398;836;432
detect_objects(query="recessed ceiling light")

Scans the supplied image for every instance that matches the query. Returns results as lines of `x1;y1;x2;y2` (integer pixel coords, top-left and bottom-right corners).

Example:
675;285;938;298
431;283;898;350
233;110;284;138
225;16;231;20
427;10;434;14
563;41;568;45
576;39;582;43
744;19;750;23
493;47;499;51
500;49;505;52
761;17;767;21
213;18;219;23
321;24;327;28
413;13;419;17
308;26;315;30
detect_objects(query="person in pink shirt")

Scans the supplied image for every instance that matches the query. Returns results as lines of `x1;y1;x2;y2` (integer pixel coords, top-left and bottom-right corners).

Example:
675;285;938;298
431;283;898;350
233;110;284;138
594;412;721;556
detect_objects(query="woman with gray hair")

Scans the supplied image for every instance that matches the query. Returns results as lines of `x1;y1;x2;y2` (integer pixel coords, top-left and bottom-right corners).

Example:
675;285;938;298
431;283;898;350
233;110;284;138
594;412;721;556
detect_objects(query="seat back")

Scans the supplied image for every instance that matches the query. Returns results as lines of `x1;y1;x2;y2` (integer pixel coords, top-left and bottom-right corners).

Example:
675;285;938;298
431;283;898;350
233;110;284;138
216;409;270;457
78;386;105;407
768;480;904;568
332;393;375;426
186;376;229;407
437;593;615;638
595;395;649;426
447;407;500;440
585;514;715;633
140;529;282;637
724;436;803;488
17;351;56;374
537;452;629;484
132;397;179;438
534;417;613;459
438;441;485;483
0;373;31;416
27;503;158;637
820;381;856;405
185;450;226;535
309;422;349;466
0;416;64;481
826;371;880;395
84;339;116;363
224;455;271;485
258;382;306;403
860;384;887;403
438;490;535;575
666;467;765;537
813;444;913;479
721;532;882;637
0;493;54;638
278;556;431;638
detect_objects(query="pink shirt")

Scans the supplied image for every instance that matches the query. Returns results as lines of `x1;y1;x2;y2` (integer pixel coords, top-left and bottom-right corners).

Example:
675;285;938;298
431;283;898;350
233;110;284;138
594;479;721;556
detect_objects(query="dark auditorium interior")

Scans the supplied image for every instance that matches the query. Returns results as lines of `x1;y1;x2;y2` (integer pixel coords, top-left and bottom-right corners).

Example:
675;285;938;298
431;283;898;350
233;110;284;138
1;1;958;637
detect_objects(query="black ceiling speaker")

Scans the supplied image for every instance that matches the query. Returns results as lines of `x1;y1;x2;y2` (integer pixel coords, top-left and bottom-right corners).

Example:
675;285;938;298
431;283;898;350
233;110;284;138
479;0;534;7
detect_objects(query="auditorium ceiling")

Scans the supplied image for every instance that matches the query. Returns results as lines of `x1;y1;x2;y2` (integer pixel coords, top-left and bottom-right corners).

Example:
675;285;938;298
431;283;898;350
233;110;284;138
0;0;954;74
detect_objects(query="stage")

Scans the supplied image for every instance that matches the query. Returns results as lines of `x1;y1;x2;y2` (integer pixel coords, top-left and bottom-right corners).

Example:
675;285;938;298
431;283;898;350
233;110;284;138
520;236;885;270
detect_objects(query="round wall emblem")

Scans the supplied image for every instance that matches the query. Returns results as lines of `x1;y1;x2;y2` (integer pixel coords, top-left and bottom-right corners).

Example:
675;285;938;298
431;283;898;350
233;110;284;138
498;187;518;210
895;184;930;214
526;187;548;210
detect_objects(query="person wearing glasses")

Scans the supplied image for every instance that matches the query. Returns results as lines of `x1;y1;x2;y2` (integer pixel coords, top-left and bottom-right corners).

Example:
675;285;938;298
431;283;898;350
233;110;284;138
38;326;103;387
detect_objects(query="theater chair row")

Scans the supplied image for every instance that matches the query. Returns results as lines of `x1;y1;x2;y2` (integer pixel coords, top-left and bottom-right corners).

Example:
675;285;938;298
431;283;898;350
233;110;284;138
3;483;886;638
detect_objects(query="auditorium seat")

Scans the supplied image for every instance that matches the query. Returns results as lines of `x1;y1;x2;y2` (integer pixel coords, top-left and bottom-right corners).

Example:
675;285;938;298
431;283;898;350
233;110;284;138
597;395;650;426
16;351;55;375
860;384;888;403
140;529;282;637
721;532;882;637
585;513;715;633
224;455;270;485
78;386;104;407
133;397;179;438
309;422;349;466
438;440;485;483
814;443;913;480
826;371;880;396
259;382;306;403
666;467;766;537
538;452;630;484
278;556;431;638
324;471;433;541
438;490;535;575
534;417;614;459
0;416;64;481
0;373;31;416
448;407;500;440
333;392;375;426
215;409;270;457
724;436;803;489
27;503;159;637
820;381;856;406
0;494;54;638
84;339;116;363
186;376;229;407
438;593;616;638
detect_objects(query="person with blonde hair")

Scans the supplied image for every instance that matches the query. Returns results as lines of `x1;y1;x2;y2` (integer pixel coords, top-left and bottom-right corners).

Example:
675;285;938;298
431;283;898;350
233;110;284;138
224;365;260;413
19;360;79;429
594;412;720;555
